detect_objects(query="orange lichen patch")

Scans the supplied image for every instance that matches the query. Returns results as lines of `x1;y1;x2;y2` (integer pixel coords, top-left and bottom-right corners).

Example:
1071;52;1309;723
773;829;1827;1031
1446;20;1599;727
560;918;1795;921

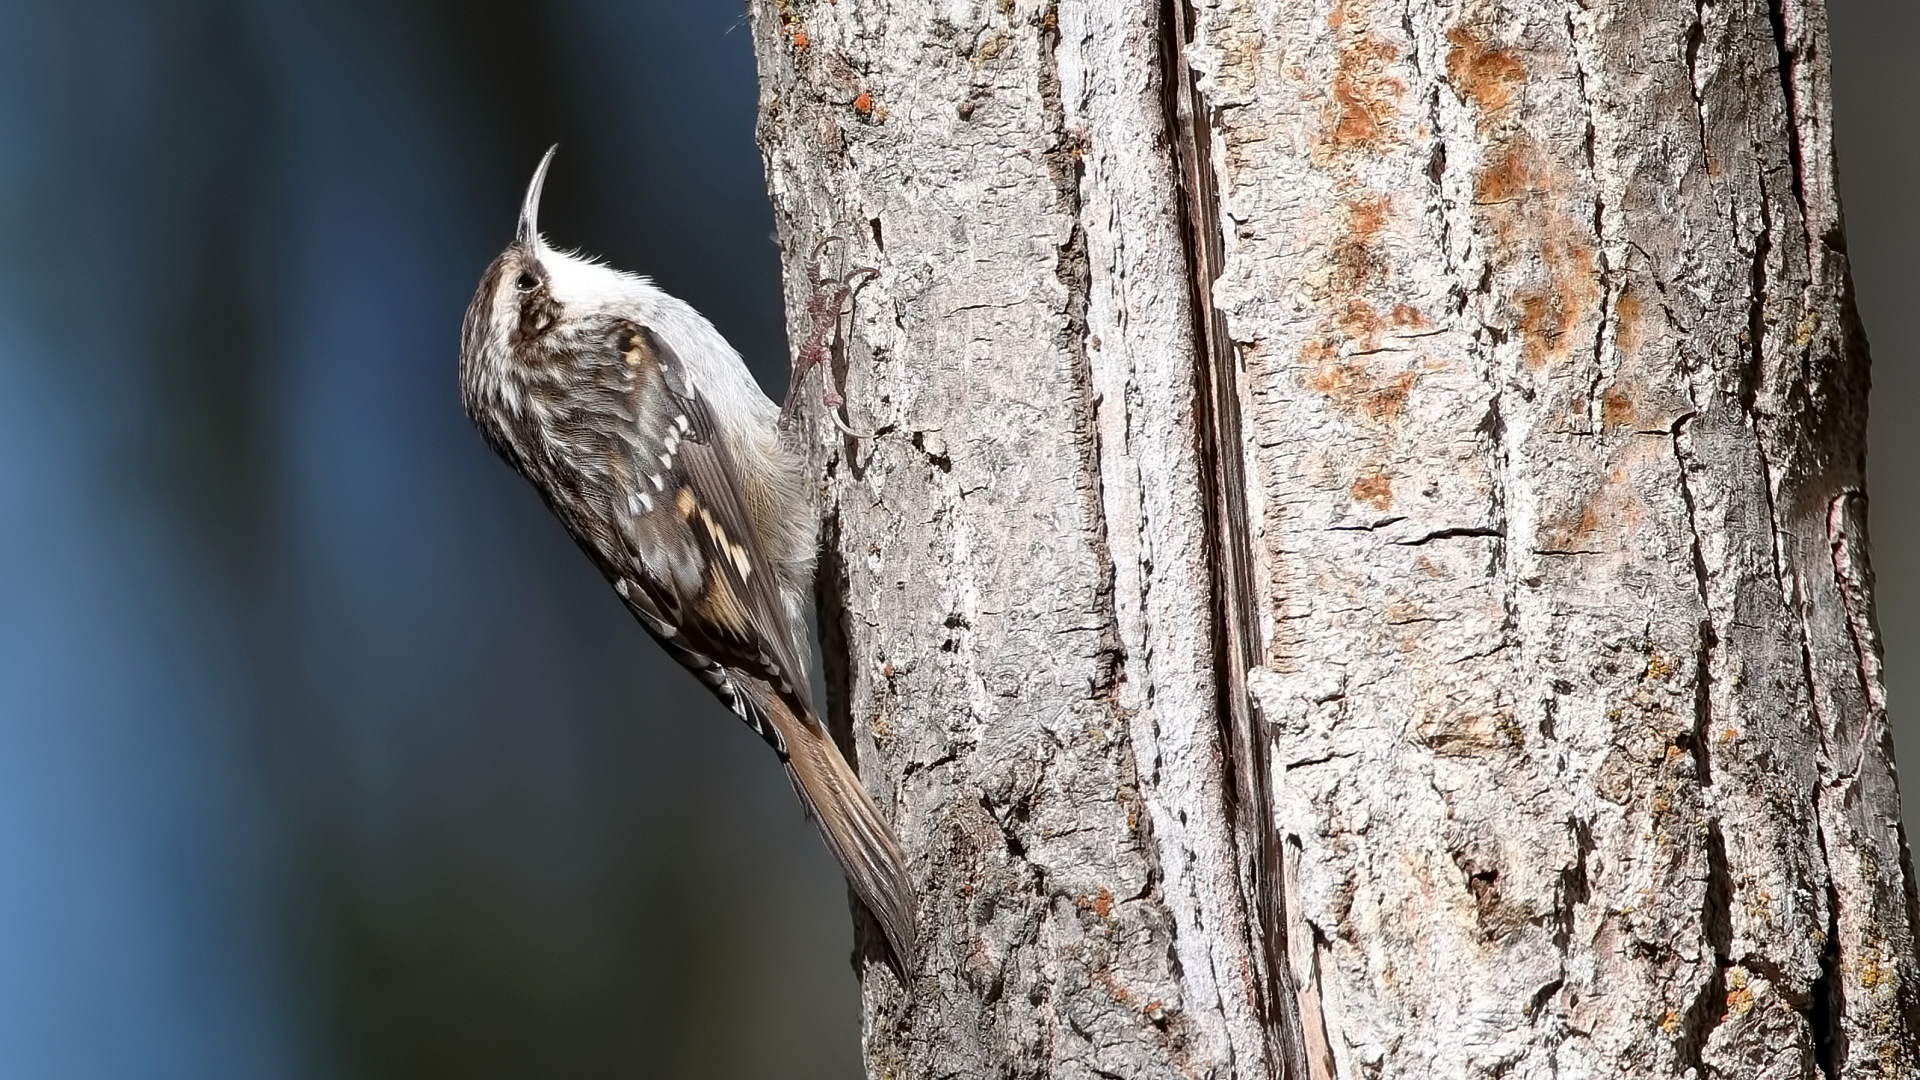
1299;337;1339;367
1337;299;1386;350
1600;385;1637;428
1517;290;1573;368
1363;372;1415;422
1446;26;1527;114
1524;239;1599;367
1320;192;1425;353
852;91;873;115
1351;472;1394;510
1307;360;1417;424
1320;0;1406;153
1539;468;1645;552
1615;286;1644;357
1075;888;1115;920
1542;500;1601;551
1473;136;1602;369
1344;194;1390;249
1331;71;1386;146
1474;141;1542;205
790;29;809;50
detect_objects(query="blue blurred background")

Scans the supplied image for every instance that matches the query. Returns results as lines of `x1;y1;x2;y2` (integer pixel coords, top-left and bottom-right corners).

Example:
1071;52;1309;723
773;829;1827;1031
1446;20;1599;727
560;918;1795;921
0;1;860;1077
0;2;1914;1077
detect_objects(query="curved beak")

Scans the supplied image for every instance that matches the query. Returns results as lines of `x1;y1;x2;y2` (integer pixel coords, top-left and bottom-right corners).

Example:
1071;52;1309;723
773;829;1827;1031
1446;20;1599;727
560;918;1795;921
517;145;558;249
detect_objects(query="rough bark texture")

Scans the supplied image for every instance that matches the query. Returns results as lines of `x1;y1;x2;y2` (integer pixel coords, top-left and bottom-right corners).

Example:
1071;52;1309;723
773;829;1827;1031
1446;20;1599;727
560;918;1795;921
749;0;1920;1077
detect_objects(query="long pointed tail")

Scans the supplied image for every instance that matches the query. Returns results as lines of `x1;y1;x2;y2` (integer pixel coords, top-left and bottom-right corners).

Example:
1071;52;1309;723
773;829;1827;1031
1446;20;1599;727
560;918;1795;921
740;679;916;974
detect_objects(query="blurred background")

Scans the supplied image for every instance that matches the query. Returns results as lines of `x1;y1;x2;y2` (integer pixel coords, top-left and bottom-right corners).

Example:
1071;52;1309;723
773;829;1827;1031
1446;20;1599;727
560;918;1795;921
0;2;1913;1078
0;1;859;1077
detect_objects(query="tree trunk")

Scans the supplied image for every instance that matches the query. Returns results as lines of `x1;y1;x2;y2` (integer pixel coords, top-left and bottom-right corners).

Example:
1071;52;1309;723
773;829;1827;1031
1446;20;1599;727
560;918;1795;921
748;0;1920;1077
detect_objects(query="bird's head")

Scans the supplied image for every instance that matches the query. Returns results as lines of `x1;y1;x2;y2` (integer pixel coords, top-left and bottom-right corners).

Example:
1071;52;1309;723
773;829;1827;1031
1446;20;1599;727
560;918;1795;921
458;146;661;438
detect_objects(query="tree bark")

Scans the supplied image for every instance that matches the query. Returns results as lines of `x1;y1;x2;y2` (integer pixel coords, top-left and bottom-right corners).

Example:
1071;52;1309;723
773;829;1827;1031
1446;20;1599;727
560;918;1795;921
749;0;1920;1077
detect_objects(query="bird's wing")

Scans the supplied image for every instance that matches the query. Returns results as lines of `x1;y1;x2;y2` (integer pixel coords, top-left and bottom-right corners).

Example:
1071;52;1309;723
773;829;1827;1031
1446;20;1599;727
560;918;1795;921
599;321;815;729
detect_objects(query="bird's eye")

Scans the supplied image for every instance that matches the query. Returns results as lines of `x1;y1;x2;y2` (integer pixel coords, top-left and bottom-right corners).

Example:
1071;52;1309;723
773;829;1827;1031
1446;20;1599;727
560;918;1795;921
514;270;539;292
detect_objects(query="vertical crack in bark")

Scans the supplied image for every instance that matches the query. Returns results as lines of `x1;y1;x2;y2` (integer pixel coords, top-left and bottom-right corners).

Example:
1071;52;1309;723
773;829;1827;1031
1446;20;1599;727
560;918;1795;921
1676;820;1736;1070
1670;412;1716;789
812;464;900;971
1671;409;1735;1066
1764;0;1814;261
1682;0;1711;163
1561;4;1611;436
1826;492;1887;770
1808;817;1846;1078
1744;183;1774;417
1155;1;1306;1075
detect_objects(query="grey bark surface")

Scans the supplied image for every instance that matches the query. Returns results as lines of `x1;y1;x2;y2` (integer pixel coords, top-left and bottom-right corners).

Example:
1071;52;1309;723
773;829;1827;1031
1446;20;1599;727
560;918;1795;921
748;1;1920;1077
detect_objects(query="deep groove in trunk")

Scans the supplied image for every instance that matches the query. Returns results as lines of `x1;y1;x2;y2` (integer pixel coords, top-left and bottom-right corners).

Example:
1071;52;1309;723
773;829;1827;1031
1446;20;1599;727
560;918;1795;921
1157;0;1304;1074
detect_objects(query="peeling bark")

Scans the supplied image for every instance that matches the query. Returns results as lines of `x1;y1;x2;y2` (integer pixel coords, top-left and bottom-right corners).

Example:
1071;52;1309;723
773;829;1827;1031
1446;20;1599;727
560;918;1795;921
749;0;1920;1076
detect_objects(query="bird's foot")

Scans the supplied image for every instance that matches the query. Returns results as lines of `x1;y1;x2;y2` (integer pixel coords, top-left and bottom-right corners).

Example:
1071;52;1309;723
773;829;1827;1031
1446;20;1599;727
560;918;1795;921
779;236;877;436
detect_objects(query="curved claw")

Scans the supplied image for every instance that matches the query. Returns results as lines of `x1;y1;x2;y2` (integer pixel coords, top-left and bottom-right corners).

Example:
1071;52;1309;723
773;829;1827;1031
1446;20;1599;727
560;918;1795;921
827;409;878;440
810;235;847;283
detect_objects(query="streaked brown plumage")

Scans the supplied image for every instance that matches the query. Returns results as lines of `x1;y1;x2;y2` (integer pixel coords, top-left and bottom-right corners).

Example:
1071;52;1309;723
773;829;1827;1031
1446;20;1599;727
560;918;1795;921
458;148;914;973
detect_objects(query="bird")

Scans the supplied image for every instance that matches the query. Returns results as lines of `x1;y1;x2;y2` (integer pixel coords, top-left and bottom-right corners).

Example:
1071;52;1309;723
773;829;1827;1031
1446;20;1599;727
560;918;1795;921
458;147;914;974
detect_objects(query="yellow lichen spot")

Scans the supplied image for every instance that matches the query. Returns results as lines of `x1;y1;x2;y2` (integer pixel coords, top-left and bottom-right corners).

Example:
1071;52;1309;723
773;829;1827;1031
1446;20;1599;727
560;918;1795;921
1644;654;1674;681
1659;1009;1682;1035
1861;955;1894;993
1725;966;1755;1016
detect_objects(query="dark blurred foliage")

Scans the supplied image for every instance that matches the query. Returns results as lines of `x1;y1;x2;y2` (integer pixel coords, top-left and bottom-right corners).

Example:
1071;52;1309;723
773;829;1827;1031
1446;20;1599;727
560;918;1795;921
1834;5;1920;843
0;0;858;1077
0;2;1915;1078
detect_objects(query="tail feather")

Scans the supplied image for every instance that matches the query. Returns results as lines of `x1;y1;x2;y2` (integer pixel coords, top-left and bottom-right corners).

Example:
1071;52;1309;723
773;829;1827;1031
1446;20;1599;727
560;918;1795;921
740;679;917;975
